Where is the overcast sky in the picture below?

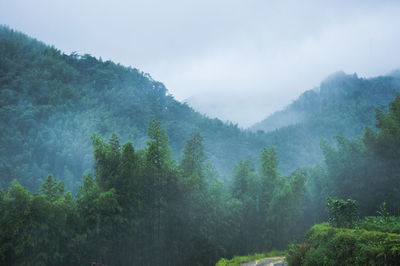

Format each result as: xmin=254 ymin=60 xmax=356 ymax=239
xmin=1 ymin=0 xmax=400 ymax=127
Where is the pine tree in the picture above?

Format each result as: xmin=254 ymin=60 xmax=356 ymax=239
xmin=40 ymin=174 xmax=65 ymax=201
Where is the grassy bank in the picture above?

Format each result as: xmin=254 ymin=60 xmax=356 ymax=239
xmin=286 ymin=222 xmax=400 ymax=265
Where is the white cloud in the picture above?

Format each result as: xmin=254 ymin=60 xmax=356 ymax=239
xmin=1 ymin=0 xmax=400 ymax=127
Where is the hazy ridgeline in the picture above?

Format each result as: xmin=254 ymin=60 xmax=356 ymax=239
xmin=2 ymin=26 xmax=400 ymax=265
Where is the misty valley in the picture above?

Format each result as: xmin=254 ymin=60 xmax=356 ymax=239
xmin=2 ymin=25 xmax=400 ymax=266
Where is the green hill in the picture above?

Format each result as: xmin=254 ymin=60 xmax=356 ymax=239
xmin=1 ymin=25 xmax=400 ymax=191
xmin=0 ymin=26 xmax=264 ymax=191
xmin=252 ymin=71 xmax=400 ymax=134
xmin=251 ymin=71 xmax=400 ymax=171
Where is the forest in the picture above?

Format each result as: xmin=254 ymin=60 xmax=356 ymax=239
xmin=2 ymin=25 xmax=400 ymax=265
xmin=0 ymin=120 xmax=307 ymax=265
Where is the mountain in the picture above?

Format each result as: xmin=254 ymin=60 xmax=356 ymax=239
xmin=252 ymin=71 xmax=400 ymax=133
xmin=0 ymin=26 xmax=265 ymax=191
xmin=250 ymin=71 xmax=400 ymax=170
xmin=1 ymin=25 xmax=400 ymax=192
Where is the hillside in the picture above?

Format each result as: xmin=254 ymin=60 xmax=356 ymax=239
xmin=250 ymin=71 xmax=400 ymax=171
xmin=0 ymin=26 xmax=263 ymax=191
xmin=252 ymin=71 xmax=400 ymax=134
xmin=1 ymin=26 xmax=400 ymax=192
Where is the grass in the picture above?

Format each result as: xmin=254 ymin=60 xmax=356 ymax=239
xmin=216 ymin=250 xmax=286 ymax=266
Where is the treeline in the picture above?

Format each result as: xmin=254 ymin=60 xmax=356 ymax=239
xmin=3 ymin=96 xmax=400 ymax=265
xmin=0 ymin=120 xmax=306 ymax=266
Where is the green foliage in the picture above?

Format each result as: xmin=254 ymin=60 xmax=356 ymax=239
xmin=321 ymin=94 xmax=400 ymax=217
xmin=377 ymin=201 xmax=389 ymax=220
xmin=4 ymin=25 xmax=400 ymax=265
xmin=286 ymin=223 xmax=400 ymax=266
xmin=364 ymin=95 xmax=400 ymax=159
xmin=231 ymin=159 xmax=256 ymax=201
xmin=181 ymin=132 xmax=204 ymax=185
xmin=1 ymin=120 xmax=310 ymax=265
xmin=357 ymin=216 xmax=400 ymax=234
xmin=40 ymin=175 xmax=65 ymax=202
xmin=226 ymin=147 xmax=306 ymax=254
xmin=259 ymin=147 xmax=279 ymax=213
xmin=326 ymin=197 xmax=359 ymax=228
xmin=266 ymin=171 xmax=306 ymax=248
xmin=0 ymin=179 xmax=83 ymax=266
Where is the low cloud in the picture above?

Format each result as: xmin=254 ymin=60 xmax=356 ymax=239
xmin=1 ymin=0 xmax=400 ymax=127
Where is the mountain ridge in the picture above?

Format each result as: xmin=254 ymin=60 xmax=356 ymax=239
xmin=251 ymin=71 xmax=400 ymax=133
xmin=1 ymin=25 xmax=400 ymax=192
xmin=0 ymin=25 xmax=263 ymax=190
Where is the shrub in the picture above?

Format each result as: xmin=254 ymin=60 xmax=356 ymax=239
xmin=326 ymin=197 xmax=359 ymax=228
xmin=357 ymin=216 xmax=400 ymax=234
xmin=286 ymin=223 xmax=400 ymax=266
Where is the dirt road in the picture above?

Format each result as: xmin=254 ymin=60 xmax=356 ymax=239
xmin=241 ymin=256 xmax=287 ymax=266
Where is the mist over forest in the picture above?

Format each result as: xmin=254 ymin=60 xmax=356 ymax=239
xmin=2 ymin=24 xmax=400 ymax=266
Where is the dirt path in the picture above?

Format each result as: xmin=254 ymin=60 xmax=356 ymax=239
xmin=240 ymin=256 xmax=287 ymax=266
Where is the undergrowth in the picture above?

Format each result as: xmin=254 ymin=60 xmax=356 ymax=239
xmin=286 ymin=221 xmax=400 ymax=265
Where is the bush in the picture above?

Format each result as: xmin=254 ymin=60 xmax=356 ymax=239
xmin=357 ymin=216 xmax=400 ymax=234
xmin=286 ymin=223 xmax=400 ymax=265
xmin=326 ymin=197 xmax=359 ymax=228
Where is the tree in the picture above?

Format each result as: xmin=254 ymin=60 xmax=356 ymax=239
xmin=256 ymin=147 xmax=281 ymax=248
xmin=364 ymin=94 xmax=400 ymax=159
xmin=91 ymin=133 xmax=122 ymax=191
xmin=230 ymin=159 xmax=259 ymax=253
xmin=321 ymin=95 xmax=400 ymax=216
xmin=266 ymin=171 xmax=306 ymax=249
xmin=181 ymin=132 xmax=205 ymax=189
xmin=40 ymin=174 xmax=65 ymax=202
xmin=144 ymin=120 xmax=180 ymax=265
xmin=326 ymin=197 xmax=359 ymax=228
xmin=232 ymin=159 xmax=256 ymax=201
xmin=146 ymin=120 xmax=172 ymax=169
xmin=259 ymin=147 xmax=279 ymax=208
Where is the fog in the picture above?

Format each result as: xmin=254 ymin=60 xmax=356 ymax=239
xmin=1 ymin=0 xmax=400 ymax=127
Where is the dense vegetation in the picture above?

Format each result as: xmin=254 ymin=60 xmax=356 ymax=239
xmin=286 ymin=94 xmax=400 ymax=265
xmin=2 ymin=25 xmax=400 ymax=265
xmin=286 ymin=222 xmax=400 ymax=266
xmin=0 ymin=25 xmax=266 ymax=191
xmin=0 ymin=120 xmax=306 ymax=265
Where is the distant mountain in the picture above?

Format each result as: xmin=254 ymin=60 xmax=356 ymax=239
xmin=248 ymin=70 xmax=400 ymax=173
xmin=252 ymin=71 xmax=400 ymax=135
